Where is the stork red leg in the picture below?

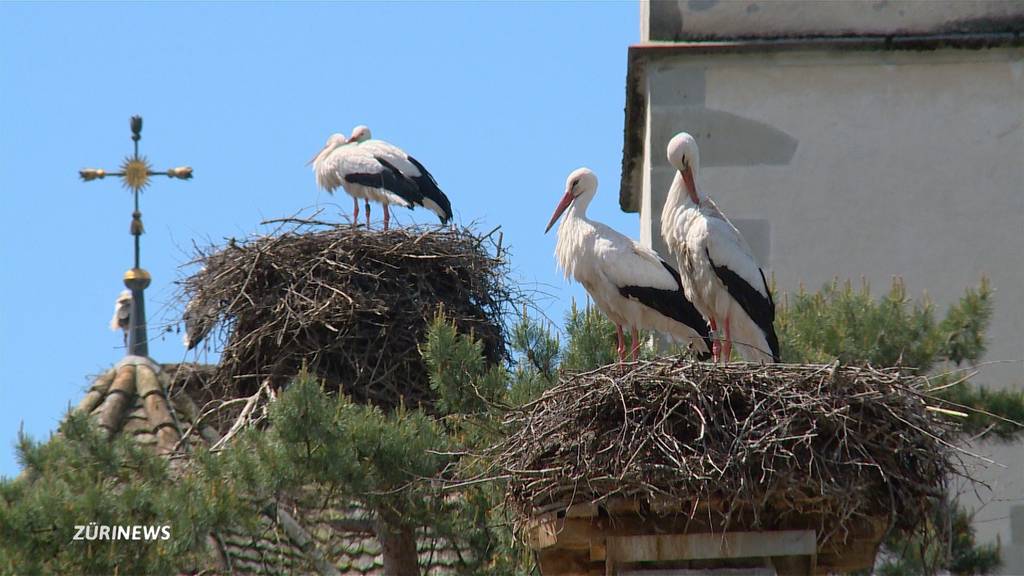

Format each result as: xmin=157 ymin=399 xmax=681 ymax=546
xmin=352 ymin=197 xmax=359 ymax=226
xmin=383 ymin=204 xmax=391 ymax=231
xmin=630 ymin=327 xmax=640 ymax=362
xmin=722 ymin=316 xmax=733 ymax=364
xmin=616 ymin=324 xmax=626 ymax=364
xmin=709 ymin=319 xmax=720 ymax=362
xmin=365 ymin=201 xmax=372 ymax=228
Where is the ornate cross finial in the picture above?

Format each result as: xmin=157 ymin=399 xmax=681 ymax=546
xmin=80 ymin=116 xmax=193 ymax=357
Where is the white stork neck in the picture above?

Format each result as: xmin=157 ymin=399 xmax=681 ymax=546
xmin=568 ymin=188 xmax=596 ymax=219
xmin=667 ymin=171 xmax=697 ymax=211
xmin=555 ymin=200 xmax=592 ymax=283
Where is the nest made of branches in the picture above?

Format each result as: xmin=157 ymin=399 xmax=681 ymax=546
xmin=494 ymin=360 xmax=960 ymax=542
xmin=180 ymin=221 xmax=511 ymax=410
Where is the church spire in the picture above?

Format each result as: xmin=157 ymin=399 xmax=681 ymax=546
xmin=80 ymin=116 xmax=193 ymax=357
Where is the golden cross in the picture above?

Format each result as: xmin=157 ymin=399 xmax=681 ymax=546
xmin=79 ymin=116 xmax=193 ymax=357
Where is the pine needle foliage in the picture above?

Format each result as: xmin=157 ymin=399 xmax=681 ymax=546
xmin=560 ymin=298 xmax=618 ymax=372
xmin=262 ymin=376 xmax=451 ymax=512
xmin=213 ymin=374 xmax=470 ymax=555
xmin=423 ymin=315 xmax=540 ymax=575
xmin=510 ymin=307 xmax=561 ymax=378
xmin=777 ymin=277 xmax=993 ymax=370
xmin=0 ymin=413 xmax=242 ymax=576
xmin=0 ymin=315 xmax=541 ymax=576
xmin=778 ymin=278 xmax=938 ymax=368
xmin=938 ymin=277 xmax=993 ymax=366
xmin=424 ymin=311 xmax=509 ymax=418
xmin=933 ymin=382 xmax=1024 ymax=441
xmin=874 ymin=502 xmax=1000 ymax=576
xmin=506 ymin=308 xmax=561 ymax=406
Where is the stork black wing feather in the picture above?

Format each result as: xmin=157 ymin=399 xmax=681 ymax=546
xmin=406 ymin=155 xmax=453 ymax=224
xmin=618 ymin=260 xmax=713 ymax=360
xmin=344 ymin=157 xmax=421 ymax=208
xmin=705 ymin=247 xmax=780 ymax=361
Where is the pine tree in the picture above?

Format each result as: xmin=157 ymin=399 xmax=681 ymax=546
xmin=222 ymin=375 xmax=459 ymax=573
xmin=777 ymin=277 xmax=991 ymax=370
xmin=777 ymin=276 xmax=1021 ymax=575
xmin=560 ymin=298 xmax=618 ymax=372
xmin=0 ymin=413 xmax=244 ymax=575
xmin=507 ymin=306 xmax=561 ymax=406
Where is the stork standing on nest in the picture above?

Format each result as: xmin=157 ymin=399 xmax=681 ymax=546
xmin=545 ymin=167 xmax=711 ymax=363
xmin=110 ymin=290 xmax=132 ymax=347
xmin=308 ymin=132 xmax=368 ymax=223
xmin=661 ymin=132 xmax=780 ymax=363
xmin=309 ymin=126 xmax=452 ymax=230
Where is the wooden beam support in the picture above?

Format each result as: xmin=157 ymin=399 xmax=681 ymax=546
xmin=527 ymin=512 xmax=559 ymax=550
xmin=606 ymin=530 xmax=816 ymax=563
xmin=566 ymin=502 xmax=599 ymax=518
xmin=529 ymin=516 xmax=601 ymax=551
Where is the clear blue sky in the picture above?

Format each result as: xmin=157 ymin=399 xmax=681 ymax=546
xmin=0 ymin=2 xmax=639 ymax=477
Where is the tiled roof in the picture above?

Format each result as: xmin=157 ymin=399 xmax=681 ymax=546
xmin=71 ymin=359 xmax=470 ymax=575
xmin=75 ymin=357 xmax=213 ymax=456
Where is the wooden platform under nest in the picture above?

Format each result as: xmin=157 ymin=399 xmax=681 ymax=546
xmin=525 ymin=496 xmax=887 ymax=575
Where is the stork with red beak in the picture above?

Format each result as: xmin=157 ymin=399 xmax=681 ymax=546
xmin=661 ymin=132 xmax=780 ymax=363
xmin=546 ymin=167 xmax=711 ymax=363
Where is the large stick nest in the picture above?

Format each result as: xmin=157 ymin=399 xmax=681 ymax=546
xmin=180 ymin=222 xmax=511 ymax=409
xmin=494 ymin=360 xmax=960 ymax=540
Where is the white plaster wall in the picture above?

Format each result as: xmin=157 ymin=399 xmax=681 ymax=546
xmin=639 ymin=46 xmax=1024 ymax=571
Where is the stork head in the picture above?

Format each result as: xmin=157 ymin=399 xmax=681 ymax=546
xmin=307 ymin=133 xmax=347 ymax=166
xmin=544 ymin=167 xmax=598 ymax=234
xmin=349 ymin=125 xmax=372 ymax=143
xmin=667 ymin=132 xmax=701 ymax=204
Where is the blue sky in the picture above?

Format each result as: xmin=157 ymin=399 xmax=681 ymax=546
xmin=0 ymin=2 xmax=639 ymax=477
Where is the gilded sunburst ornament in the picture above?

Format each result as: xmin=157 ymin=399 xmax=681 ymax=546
xmin=120 ymin=156 xmax=153 ymax=192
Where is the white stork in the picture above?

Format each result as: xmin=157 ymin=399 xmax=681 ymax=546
xmin=309 ymin=126 xmax=452 ymax=230
xmin=545 ymin=167 xmax=711 ymax=363
xmin=110 ymin=290 xmax=131 ymax=346
xmin=661 ymin=132 xmax=780 ymax=363
xmin=309 ymin=133 xmax=372 ymax=225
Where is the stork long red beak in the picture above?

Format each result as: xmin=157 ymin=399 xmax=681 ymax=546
xmin=545 ymin=190 xmax=574 ymax=234
xmin=682 ymin=166 xmax=699 ymax=204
